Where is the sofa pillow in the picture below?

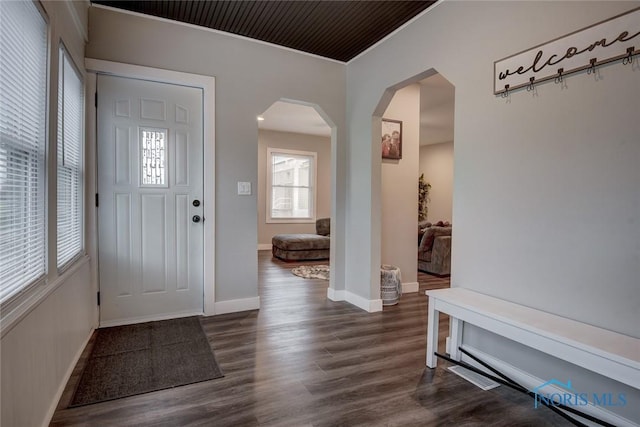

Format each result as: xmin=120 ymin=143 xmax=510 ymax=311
xmin=418 ymin=222 xmax=432 ymax=242
xmin=421 ymin=233 xmax=436 ymax=252
xmin=316 ymin=218 xmax=330 ymax=236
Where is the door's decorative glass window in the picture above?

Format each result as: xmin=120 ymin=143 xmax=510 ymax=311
xmin=140 ymin=128 xmax=167 ymax=186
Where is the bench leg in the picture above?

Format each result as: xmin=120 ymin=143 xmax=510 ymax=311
xmin=426 ymin=300 xmax=439 ymax=368
xmin=449 ymin=317 xmax=463 ymax=361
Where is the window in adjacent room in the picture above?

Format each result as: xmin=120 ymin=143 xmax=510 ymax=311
xmin=266 ymin=148 xmax=317 ymax=223
xmin=0 ymin=0 xmax=49 ymax=303
xmin=57 ymin=45 xmax=84 ymax=270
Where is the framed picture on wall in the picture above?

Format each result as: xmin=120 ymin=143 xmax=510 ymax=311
xmin=381 ymin=118 xmax=402 ymax=160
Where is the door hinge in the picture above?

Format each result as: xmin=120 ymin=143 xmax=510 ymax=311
xmin=95 ymin=193 xmax=99 ymax=207
xmin=95 ymin=92 xmax=98 ymax=108
xmin=97 ymin=292 xmax=101 ymax=306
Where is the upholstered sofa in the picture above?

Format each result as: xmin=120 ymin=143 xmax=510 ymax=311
xmin=418 ymin=224 xmax=452 ymax=276
xmin=272 ymin=218 xmax=330 ymax=261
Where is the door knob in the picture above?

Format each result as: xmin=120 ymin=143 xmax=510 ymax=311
xmin=192 ymin=215 xmax=201 ymax=223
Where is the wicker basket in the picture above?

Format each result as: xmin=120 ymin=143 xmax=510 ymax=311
xmin=380 ymin=265 xmax=402 ymax=306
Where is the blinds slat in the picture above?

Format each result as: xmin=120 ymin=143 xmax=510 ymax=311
xmin=57 ymin=47 xmax=84 ymax=269
xmin=0 ymin=0 xmax=48 ymax=304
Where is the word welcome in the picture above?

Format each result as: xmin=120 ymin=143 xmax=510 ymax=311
xmin=498 ymin=30 xmax=639 ymax=81
xmin=494 ymin=8 xmax=639 ymax=94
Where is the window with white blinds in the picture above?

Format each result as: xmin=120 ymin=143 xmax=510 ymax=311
xmin=267 ymin=148 xmax=317 ymax=223
xmin=0 ymin=1 xmax=49 ymax=303
xmin=57 ymin=46 xmax=84 ymax=269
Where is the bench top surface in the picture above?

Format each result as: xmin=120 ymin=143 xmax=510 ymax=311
xmin=426 ymin=288 xmax=640 ymax=367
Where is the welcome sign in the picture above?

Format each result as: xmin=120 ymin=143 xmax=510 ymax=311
xmin=494 ymin=7 xmax=639 ymax=95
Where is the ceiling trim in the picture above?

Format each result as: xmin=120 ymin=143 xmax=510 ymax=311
xmin=347 ymin=0 xmax=443 ymax=64
xmin=92 ymin=3 xmax=347 ymax=65
xmin=64 ymin=0 xmax=89 ymax=43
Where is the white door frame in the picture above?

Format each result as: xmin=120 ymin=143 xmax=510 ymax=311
xmin=85 ymin=58 xmax=216 ymax=317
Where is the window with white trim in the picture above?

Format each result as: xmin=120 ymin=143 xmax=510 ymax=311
xmin=57 ymin=46 xmax=84 ymax=269
xmin=0 ymin=0 xmax=48 ymax=303
xmin=266 ymin=148 xmax=316 ymax=223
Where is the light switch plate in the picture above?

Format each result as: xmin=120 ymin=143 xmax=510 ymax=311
xmin=237 ymin=181 xmax=252 ymax=195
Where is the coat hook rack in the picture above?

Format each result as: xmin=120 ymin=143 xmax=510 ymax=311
xmin=526 ymin=77 xmax=535 ymax=92
xmin=554 ymin=68 xmax=564 ymax=84
xmin=527 ymin=77 xmax=536 ymax=92
xmin=501 ymin=84 xmax=510 ymax=98
xmin=494 ymin=8 xmax=640 ymax=96
xmin=622 ymin=47 xmax=634 ymax=65
xmin=587 ymin=58 xmax=597 ymax=75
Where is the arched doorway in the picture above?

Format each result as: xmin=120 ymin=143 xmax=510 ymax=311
xmin=373 ymin=69 xmax=455 ymax=306
xmin=256 ymin=99 xmax=337 ymax=295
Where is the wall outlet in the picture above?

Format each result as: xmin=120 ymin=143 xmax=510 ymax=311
xmin=237 ymin=181 xmax=251 ymax=195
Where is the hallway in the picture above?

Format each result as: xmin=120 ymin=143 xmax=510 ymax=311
xmin=51 ymin=252 xmax=569 ymax=426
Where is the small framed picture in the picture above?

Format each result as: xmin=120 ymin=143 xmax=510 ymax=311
xmin=381 ymin=118 xmax=402 ymax=160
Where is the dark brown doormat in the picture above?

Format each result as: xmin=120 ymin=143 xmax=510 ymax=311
xmin=70 ymin=316 xmax=223 ymax=407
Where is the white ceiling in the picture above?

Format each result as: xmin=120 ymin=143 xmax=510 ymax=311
xmin=419 ymin=73 xmax=455 ymax=146
xmin=258 ymin=101 xmax=331 ymax=137
xmin=258 ymin=76 xmax=454 ymax=143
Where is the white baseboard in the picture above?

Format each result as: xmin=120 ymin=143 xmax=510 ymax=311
xmin=214 ymin=296 xmax=260 ymax=315
xmin=327 ymin=288 xmax=382 ymax=312
xmin=44 ymin=326 xmax=94 ymax=427
xmin=327 ymin=287 xmax=346 ymax=301
xmin=402 ymin=282 xmax=419 ymax=293
xmin=460 ymin=345 xmax=638 ymax=427
xmin=257 ymin=244 xmax=272 ymax=251
xmin=346 ymin=291 xmax=382 ymax=313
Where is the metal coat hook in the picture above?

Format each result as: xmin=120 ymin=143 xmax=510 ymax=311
xmin=554 ymin=68 xmax=564 ymax=84
xmin=526 ymin=77 xmax=535 ymax=92
xmin=622 ymin=47 xmax=634 ymax=65
xmin=501 ymin=84 xmax=509 ymax=98
xmin=587 ymin=58 xmax=597 ymax=75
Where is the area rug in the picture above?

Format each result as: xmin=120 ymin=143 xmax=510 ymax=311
xmin=291 ymin=265 xmax=330 ymax=280
xmin=70 ymin=316 xmax=223 ymax=407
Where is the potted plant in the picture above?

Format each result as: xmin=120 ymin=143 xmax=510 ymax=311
xmin=418 ymin=174 xmax=431 ymax=222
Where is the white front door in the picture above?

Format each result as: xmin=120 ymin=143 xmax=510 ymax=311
xmin=97 ymin=74 xmax=204 ymax=326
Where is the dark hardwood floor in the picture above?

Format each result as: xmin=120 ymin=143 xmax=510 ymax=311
xmin=51 ymin=252 xmax=571 ymax=426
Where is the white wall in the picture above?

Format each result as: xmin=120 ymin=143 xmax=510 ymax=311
xmin=257 ymin=129 xmax=331 ymax=246
xmin=419 ymin=73 xmax=455 ymax=146
xmin=381 ymin=84 xmax=420 ymax=285
xmin=87 ymin=6 xmax=347 ymax=303
xmin=419 ymin=141 xmax=453 ymax=223
xmin=1 ymin=260 xmax=94 ymax=427
xmin=346 ymin=1 xmax=639 ymax=421
xmin=0 ymin=2 xmax=97 ymax=426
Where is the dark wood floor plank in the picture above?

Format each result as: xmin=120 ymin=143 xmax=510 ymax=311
xmin=51 ymin=251 xmax=571 ymax=426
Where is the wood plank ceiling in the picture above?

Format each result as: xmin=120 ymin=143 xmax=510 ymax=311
xmin=92 ymin=1 xmax=437 ymax=62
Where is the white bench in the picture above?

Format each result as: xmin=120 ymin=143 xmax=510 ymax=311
xmin=425 ymin=288 xmax=640 ymax=390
